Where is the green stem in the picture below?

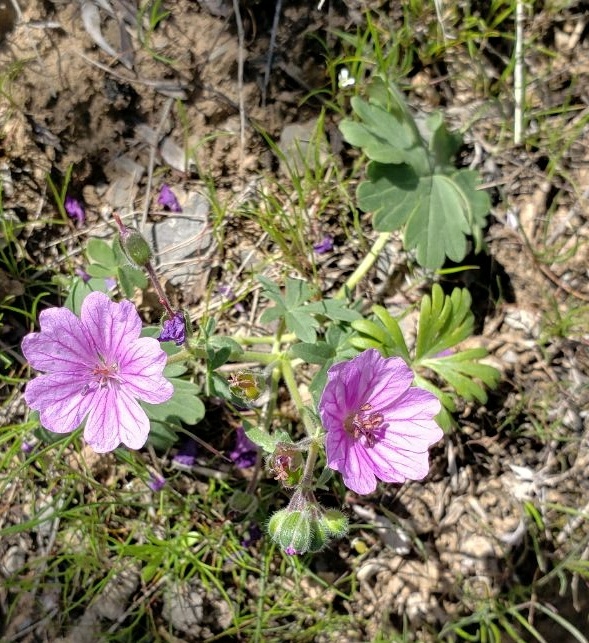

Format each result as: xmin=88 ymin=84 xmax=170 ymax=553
xmin=234 ymin=333 xmax=296 ymax=346
xmin=166 ymin=347 xmax=277 ymax=366
xmin=280 ymin=357 xmax=316 ymax=437
xmin=336 ymin=231 xmax=391 ymax=299
xmin=299 ymin=440 xmax=320 ymax=491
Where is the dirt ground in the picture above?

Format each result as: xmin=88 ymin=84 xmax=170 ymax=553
xmin=1 ymin=0 xmax=589 ymax=641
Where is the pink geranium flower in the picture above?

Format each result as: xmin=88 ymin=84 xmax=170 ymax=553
xmin=21 ymin=292 xmax=174 ymax=453
xmin=318 ymin=349 xmax=443 ymax=495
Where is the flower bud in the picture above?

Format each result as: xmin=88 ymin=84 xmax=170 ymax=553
xmin=120 ymin=227 xmax=152 ymax=267
xmin=307 ymin=517 xmax=330 ymax=553
xmin=267 ymin=509 xmax=311 ymax=555
xmin=320 ymin=509 xmax=349 ymax=538
xmin=113 ymin=212 xmax=152 ymax=267
xmin=228 ymin=370 xmax=265 ymax=403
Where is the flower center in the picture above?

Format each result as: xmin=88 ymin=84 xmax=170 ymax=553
xmin=343 ymin=402 xmax=384 ymax=448
xmin=81 ymin=356 xmax=121 ymax=396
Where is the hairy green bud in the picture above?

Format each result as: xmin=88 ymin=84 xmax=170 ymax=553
xmin=268 ymin=509 xmax=311 ymax=555
xmin=320 ymin=509 xmax=349 ymax=538
xmin=120 ymin=226 xmax=152 ymax=267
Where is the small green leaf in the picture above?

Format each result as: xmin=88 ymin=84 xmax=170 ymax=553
xmin=243 ymin=422 xmax=291 ymax=454
xmin=290 ymin=342 xmax=335 ymax=364
xmin=117 ymin=265 xmax=147 ymax=298
xmin=207 ymin=346 xmax=232 ymax=370
xmin=85 ymin=264 xmax=116 ymax=279
xmin=285 ymin=310 xmax=319 ymax=343
xmin=87 ymin=238 xmax=117 ymax=267
xmin=305 ymin=299 xmax=362 ymax=322
xmin=143 ymin=378 xmax=205 ymax=426
xmin=148 ymin=420 xmax=179 ymax=450
xmin=284 ymin=277 xmax=315 ymax=309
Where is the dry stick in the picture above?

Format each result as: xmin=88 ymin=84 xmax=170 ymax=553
xmin=140 ymin=97 xmax=174 ymax=231
xmin=8 ymin=0 xmax=22 ymax=20
xmin=232 ymin=0 xmax=246 ymax=160
xmin=514 ymin=0 xmax=525 ymax=145
xmin=262 ymin=0 xmax=283 ymax=107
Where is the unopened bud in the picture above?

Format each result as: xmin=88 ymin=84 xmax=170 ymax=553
xmin=113 ymin=212 xmax=152 ymax=267
xmin=121 ymin=227 xmax=152 ymax=267
xmin=321 ymin=509 xmax=348 ymax=538
xmin=267 ymin=509 xmax=311 ymax=555
xmin=228 ymin=370 xmax=265 ymax=403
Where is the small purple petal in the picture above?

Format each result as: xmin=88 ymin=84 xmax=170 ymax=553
xmin=21 ymin=441 xmax=34 ymax=454
xmin=313 ymin=235 xmax=334 ymax=254
xmin=284 ymin=546 xmax=299 ymax=556
xmin=157 ymin=312 xmax=186 ymax=346
xmin=217 ymin=285 xmax=236 ymax=300
xmin=157 ymin=184 xmax=182 ymax=212
xmin=75 ymin=267 xmax=91 ymax=283
xmin=229 ymin=426 xmax=258 ymax=468
xmin=64 ymin=196 xmax=86 ymax=225
xmin=218 ymin=284 xmax=245 ymax=313
xmin=147 ymin=472 xmax=166 ymax=492
xmin=436 ymin=348 xmax=454 ymax=358
xmin=104 ymin=277 xmax=117 ymax=291
xmin=173 ymin=438 xmax=198 ymax=469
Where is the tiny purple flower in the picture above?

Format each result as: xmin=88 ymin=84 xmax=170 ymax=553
xmin=318 ymin=349 xmax=443 ymax=495
xmin=229 ymin=426 xmax=258 ymax=468
xmin=104 ymin=277 xmax=117 ymax=291
xmin=147 ymin=472 xmax=166 ymax=492
xmin=284 ymin=546 xmax=298 ymax=556
xmin=172 ymin=438 xmax=198 ymax=469
xmin=157 ymin=312 xmax=186 ymax=346
xmin=21 ymin=291 xmax=174 ymax=453
xmin=157 ymin=184 xmax=182 ymax=212
xmin=75 ymin=267 xmax=91 ymax=283
xmin=21 ymin=441 xmax=34 ymax=454
xmin=217 ymin=284 xmax=245 ymax=313
xmin=64 ymin=196 xmax=86 ymax=225
xmin=313 ymin=235 xmax=334 ymax=254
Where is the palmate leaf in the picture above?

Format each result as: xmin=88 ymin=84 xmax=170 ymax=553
xmin=421 ymin=349 xmax=500 ymax=404
xmin=415 ymin=284 xmax=474 ymax=359
xmin=258 ymin=276 xmax=361 ymax=343
xmin=339 ymin=96 xmax=424 ymax=166
xmin=340 ymin=76 xmax=490 ymax=270
xmin=358 ymin=163 xmax=489 ymax=269
xmin=350 ymin=305 xmax=411 ymax=362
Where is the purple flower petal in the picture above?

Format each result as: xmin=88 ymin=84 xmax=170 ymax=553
xmin=229 ymin=426 xmax=258 ymax=468
xmin=147 ymin=472 xmax=166 ymax=492
xmin=157 ymin=184 xmax=182 ymax=212
xmin=104 ymin=277 xmax=117 ymax=291
xmin=157 ymin=312 xmax=186 ymax=346
xmin=64 ymin=196 xmax=86 ymax=225
xmin=313 ymin=236 xmax=333 ymax=254
xmin=173 ymin=437 xmax=198 ymax=469
xmin=318 ymin=349 xmax=443 ymax=495
xmin=75 ymin=267 xmax=91 ymax=283
xmin=22 ymin=292 xmax=174 ymax=453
